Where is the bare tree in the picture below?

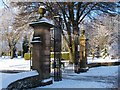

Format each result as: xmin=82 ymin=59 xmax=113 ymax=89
xmin=85 ymin=14 xmax=119 ymax=58
xmin=5 ymin=1 xmax=120 ymax=61
xmin=0 ymin=5 xmax=28 ymax=58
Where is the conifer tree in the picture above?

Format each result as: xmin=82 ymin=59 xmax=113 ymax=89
xmin=22 ymin=35 xmax=29 ymax=57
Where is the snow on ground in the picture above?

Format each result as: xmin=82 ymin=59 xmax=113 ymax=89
xmin=0 ymin=57 xmax=30 ymax=71
xmin=0 ymin=56 xmax=119 ymax=71
xmin=88 ymin=56 xmax=119 ymax=64
xmin=0 ymin=70 xmax=38 ymax=89
xmin=0 ymin=56 xmax=119 ymax=89
xmin=72 ymin=66 xmax=118 ymax=77
xmin=40 ymin=79 xmax=113 ymax=88
xmin=39 ymin=65 xmax=119 ymax=88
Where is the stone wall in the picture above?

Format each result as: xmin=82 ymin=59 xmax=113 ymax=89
xmin=7 ymin=75 xmax=52 ymax=89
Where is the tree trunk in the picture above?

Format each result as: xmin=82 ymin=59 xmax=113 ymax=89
xmin=69 ymin=41 xmax=75 ymax=64
xmin=69 ymin=50 xmax=73 ymax=63
xmin=10 ymin=46 xmax=16 ymax=59
xmin=63 ymin=36 xmax=74 ymax=63
xmin=62 ymin=22 xmax=79 ymax=64
xmin=74 ymin=35 xmax=79 ymax=63
xmin=68 ymin=31 xmax=74 ymax=63
xmin=73 ymin=22 xmax=79 ymax=65
xmin=10 ymin=49 xmax=14 ymax=59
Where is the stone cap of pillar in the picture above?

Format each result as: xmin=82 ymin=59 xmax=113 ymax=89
xmin=29 ymin=17 xmax=54 ymax=28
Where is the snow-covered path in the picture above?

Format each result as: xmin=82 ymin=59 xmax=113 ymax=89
xmin=39 ymin=65 xmax=119 ymax=88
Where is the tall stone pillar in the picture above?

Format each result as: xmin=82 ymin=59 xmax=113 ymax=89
xmin=79 ymin=30 xmax=88 ymax=72
xmin=29 ymin=6 xmax=54 ymax=81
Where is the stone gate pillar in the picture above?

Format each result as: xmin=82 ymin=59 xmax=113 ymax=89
xmin=29 ymin=6 xmax=54 ymax=81
xmin=79 ymin=30 xmax=89 ymax=72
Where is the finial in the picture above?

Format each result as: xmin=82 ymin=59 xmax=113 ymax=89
xmin=38 ymin=6 xmax=46 ymax=18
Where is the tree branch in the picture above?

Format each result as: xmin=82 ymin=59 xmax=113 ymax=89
xmin=2 ymin=0 xmax=9 ymax=8
xmin=76 ymin=2 xmax=82 ymax=22
xmin=78 ymin=2 xmax=92 ymax=22
xmin=78 ymin=3 xmax=98 ymax=24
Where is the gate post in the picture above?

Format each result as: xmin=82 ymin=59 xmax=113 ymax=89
xmin=79 ymin=29 xmax=89 ymax=72
xmin=53 ymin=16 xmax=62 ymax=81
xmin=29 ymin=6 xmax=54 ymax=83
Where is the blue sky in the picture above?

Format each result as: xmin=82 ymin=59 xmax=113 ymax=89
xmin=0 ymin=0 xmax=4 ymax=8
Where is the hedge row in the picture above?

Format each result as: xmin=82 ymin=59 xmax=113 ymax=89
xmin=51 ymin=52 xmax=69 ymax=60
xmin=24 ymin=52 xmax=69 ymax=60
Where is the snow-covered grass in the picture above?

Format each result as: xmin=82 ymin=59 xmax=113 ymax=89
xmin=0 ymin=56 xmax=119 ymax=71
xmin=0 ymin=57 xmax=30 ymax=71
xmin=88 ymin=56 xmax=119 ymax=64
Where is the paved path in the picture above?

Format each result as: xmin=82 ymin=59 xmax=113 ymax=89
xmin=60 ymin=64 xmax=119 ymax=89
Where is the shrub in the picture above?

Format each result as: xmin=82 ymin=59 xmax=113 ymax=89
xmin=50 ymin=52 xmax=69 ymax=60
xmin=24 ymin=53 xmax=31 ymax=60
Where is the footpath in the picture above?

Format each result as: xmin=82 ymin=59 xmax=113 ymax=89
xmin=42 ymin=57 xmax=120 ymax=89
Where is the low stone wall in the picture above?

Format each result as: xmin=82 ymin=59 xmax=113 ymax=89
xmin=7 ymin=75 xmax=53 ymax=90
xmin=88 ymin=61 xmax=120 ymax=68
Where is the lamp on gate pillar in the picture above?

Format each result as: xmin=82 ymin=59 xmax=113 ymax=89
xmin=79 ymin=29 xmax=89 ymax=72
